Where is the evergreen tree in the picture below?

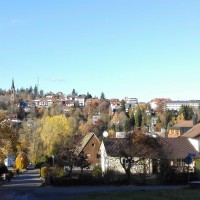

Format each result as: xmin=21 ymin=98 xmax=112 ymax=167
xmin=135 ymin=106 xmax=142 ymax=128
xmin=72 ymin=89 xmax=77 ymax=96
xmin=34 ymin=85 xmax=38 ymax=97
xmin=86 ymin=92 xmax=92 ymax=99
xmin=120 ymin=100 xmax=126 ymax=112
xmin=100 ymin=92 xmax=105 ymax=99
xmin=129 ymin=112 xmax=135 ymax=129
xmin=179 ymin=105 xmax=194 ymax=120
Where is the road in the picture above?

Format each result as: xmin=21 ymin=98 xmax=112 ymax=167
xmin=0 ymin=169 xmax=188 ymax=200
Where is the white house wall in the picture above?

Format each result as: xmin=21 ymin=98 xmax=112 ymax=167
xmin=188 ymin=138 xmax=200 ymax=152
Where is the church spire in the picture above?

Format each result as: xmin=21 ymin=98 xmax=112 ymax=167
xmin=11 ymin=78 xmax=15 ymax=89
xmin=10 ymin=79 xmax=16 ymax=103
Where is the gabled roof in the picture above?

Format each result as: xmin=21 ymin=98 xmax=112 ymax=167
xmin=102 ymin=137 xmax=200 ymax=159
xmin=103 ymin=138 xmax=131 ymax=157
xmin=74 ymin=133 xmax=98 ymax=155
xmin=159 ymin=138 xmax=200 ymax=159
xmin=181 ymin=123 xmax=200 ymax=138
xmin=173 ymin=120 xmax=193 ymax=128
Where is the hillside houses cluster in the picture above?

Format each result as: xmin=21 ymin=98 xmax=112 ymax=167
xmin=3 ymin=80 xmax=200 ymax=179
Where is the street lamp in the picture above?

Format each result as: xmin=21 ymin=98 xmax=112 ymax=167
xmin=52 ymin=155 xmax=54 ymax=167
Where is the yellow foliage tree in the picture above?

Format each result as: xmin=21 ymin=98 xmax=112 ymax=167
xmin=15 ymin=152 xmax=29 ymax=170
xmin=0 ymin=111 xmax=19 ymax=162
xmin=108 ymin=129 xmax=115 ymax=138
xmin=39 ymin=115 xmax=72 ymax=156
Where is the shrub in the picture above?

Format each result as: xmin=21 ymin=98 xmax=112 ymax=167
xmin=92 ymin=165 xmax=102 ymax=178
xmin=51 ymin=166 xmax=65 ymax=178
xmin=0 ymin=163 xmax=9 ymax=176
xmin=15 ymin=152 xmax=29 ymax=170
xmin=40 ymin=166 xmax=50 ymax=178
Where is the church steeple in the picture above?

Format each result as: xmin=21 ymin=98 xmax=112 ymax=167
xmin=10 ymin=79 xmax=16 ymax=103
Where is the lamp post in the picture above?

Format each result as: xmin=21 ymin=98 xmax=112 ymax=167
xmin=52 ymin=155 xmax=54 ymax=167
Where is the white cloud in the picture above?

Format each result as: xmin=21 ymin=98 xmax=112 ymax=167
xmin=50 ymin=77 xmax=66 ymax=82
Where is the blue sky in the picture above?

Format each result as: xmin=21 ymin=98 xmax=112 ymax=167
xmin=0 ymin=1 xmax=200 ymax=102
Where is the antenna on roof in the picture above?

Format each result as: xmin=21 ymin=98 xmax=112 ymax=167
xmin=37 ymin=77 xmax=39 ymax=99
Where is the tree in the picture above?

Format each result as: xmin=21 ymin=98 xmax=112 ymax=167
xmin=120 ymin=100 xmax=126 ymax=112
xmin=119 ymin=130 xmax=163 ymax=183
xmin=39 ymin=115 xmax=72 ymax=156
xmin=179 ymin=105 xmax=194 ymax=120
xmin=34 ymin=85 xmax=38 ymax=97
xmin=100 ymin=92 xmax=105 ymax=100
xmin=19 ymin=121 xmax=42 ymax=164
xmin=129 ymin=112 xmax=135 ymax=130
xmin=54 ymin=140 xmax=77 ymax=177
xmin=86 ymin=92 xmax=92 ymax=99
xmin=75 ymin=151 xmax=90 ymax=176
xmin=135 ymin=106 xmax=142 ymax=128
xmin=15 ymin=151 xmax=29 ymax=170
xmin=0 ymin=112 xmax=19 ymax=162
xmin=72 ymin=89 xmax=77 ymax=96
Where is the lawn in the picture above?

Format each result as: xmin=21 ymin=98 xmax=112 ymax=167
xmin=69 ymin=189 xmax=200 ymax=200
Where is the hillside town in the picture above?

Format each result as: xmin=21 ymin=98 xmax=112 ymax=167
xmin=0 ymin=79 xmax=200 ymax=187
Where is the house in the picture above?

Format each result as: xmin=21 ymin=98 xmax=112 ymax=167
xmin=159 ymin=137 xmax=200 ymax=172
xmin=124 ymin=97 xmax=138 ymax=112
xmin=75 ymin=133 xmax=101 ymax=166
xmin=149 ymin=98 xmax=171 ymax=110
xmin=168 ymin=120 xmax=194 ymax=138
xmin=181 ymin=122 xmax=200 ymax=152
xmin=100 ymin=137 xmax=200 ymax=175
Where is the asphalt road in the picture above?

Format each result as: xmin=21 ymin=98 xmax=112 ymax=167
xmin=0 ymin=169 xmax=188 ymax=200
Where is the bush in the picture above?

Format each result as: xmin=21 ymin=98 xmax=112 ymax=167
xmin=92 ymin=165 xmax=102 ymax=178
xmin=40 ymin=166 xmax=50 ymax=178
xmin=0 ymin=163 xmax=9 ymax=176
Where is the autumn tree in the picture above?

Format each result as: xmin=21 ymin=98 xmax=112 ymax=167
xmin=39 ymin=115 xmax=72 ymax=156
xmin=0 ymin=112 xmax=19 ymax=162
xmin=119 ymin=130 xmax=163 ymax=183
xmin=15 ymin=151 xmax=29 ymax=170
xmin=19 ymin=121 xmax=42 ymax=164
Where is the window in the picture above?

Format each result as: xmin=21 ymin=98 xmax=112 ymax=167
xmin=92 ymin=143 xmax=95 ymax=147
xmin=177 ymin=159 xmax=185 ymax=166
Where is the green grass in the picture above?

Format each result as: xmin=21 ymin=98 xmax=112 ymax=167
xmin=68 ymin=189 xmax=200 ymax=200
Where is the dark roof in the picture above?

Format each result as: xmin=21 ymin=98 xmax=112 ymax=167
xmin=159 ymin=137 xmax=200 ymax=159
xmin=103 ymin=137 xmax=200 ymax=159
xmin=103 ymin=138 xmax=131 ymax=157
